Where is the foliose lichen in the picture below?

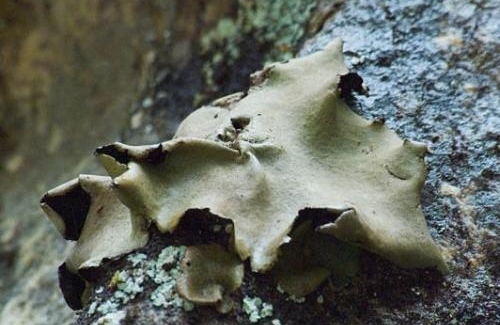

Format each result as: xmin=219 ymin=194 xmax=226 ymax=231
xmin=41 ymin=38 xmax=447 ymax=312
xmin=176 ymin=244 xmax=244 ymax=313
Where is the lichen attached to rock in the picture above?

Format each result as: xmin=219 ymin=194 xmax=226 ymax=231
xmin=41 ymin=38 xmax=447 ymax=310
xmin=40 ymin=175 xmax=149 ymax=309
xmin=177 ymin=244 xmax=244 ymax=313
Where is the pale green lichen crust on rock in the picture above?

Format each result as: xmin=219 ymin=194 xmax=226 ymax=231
xmin=41 ymin=38 xmax=447 ymax=311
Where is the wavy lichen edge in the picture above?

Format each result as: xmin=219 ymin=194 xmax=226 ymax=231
xmin=41 ymin=38 xmax=447 ymax=310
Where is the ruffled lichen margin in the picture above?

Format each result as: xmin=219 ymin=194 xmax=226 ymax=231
xmin=40 ymin=38 xmax=447 ymax=310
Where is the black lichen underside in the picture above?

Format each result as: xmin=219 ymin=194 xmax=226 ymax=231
xmin=230 ymin=116 xmax=251 ymax=130
xmin=338 ymin=72 xmax=367 ymax=99
xmin=292 ymin=208 xmax=342 ymax=230
xmin=173 ymin=209 xmax=234 ymax=247
xmin=40 ymin=183 xmax=91 ymax=241
xmin=58 ymin=263 xmax=86 ymax=310
xmin=145 ymin=144 xmax=169 ymax=164
xmin=95 ymin=144 xmax=130 ymax=164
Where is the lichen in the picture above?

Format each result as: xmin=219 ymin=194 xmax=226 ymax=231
xmin=242 ymin=296 xmax=274 ymax=323
xmin=272 ymin=218 xmax=359 ymax=296
xmin=145 ymin=246 xmax=195 ymax=311
xmin=110 ymin=270 xmax=145 ymax=303
xmin=176 ymin=244 xmax=244 ymax=312
xmin=95 ymin=39 xmax=446 ymax=273
xmin=84 ymin=246 xmax=192 ymax=319
xmin=93 ymin=310 xmax=125 ymax=325
xmin=41 ymin=38 xmax=447 ymax=311
xmin=40 ymin=175 xmax=149 ymax=273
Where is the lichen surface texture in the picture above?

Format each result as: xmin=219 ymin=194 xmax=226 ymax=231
xmin=41 ymin=39 xmax=446 ymax=313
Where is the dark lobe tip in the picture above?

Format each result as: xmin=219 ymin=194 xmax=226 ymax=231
xmin=58 ymin=263 xmax=86 ymax=310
